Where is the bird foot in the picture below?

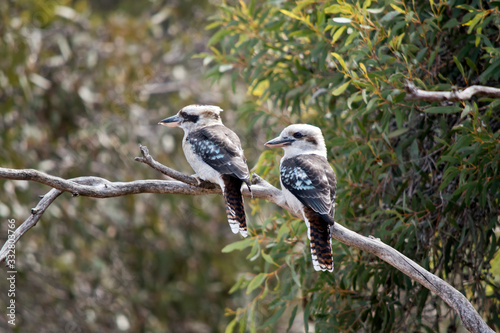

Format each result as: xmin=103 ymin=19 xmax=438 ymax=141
xmin=191 ymin=175 xmax=202 ymax=186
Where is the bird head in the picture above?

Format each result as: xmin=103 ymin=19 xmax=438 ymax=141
xmin=265 ymin=124 xmax=327 ymax=158
xmin=158 ymin=105 xmax=223 ymax=132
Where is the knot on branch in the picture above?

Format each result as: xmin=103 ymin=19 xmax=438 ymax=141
xmin=404 ymin=80 xmax=418 ymax=95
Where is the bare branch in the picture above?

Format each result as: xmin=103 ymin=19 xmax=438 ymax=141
xmin=134 ymin=144 xmax=216 ymax=188
xmin=0 ymin=145 xmax=494 ymax=333
xmin=404 ymin=80 xmax=500 ymax=102
xmin=0 ymin=167 xmax=276 ymax=262
xmin=332 ymin=225 xmax=494 ymax=333
xmin=0 ymin=188 xmax=62 ymax=263
xmin=0 ymin=168 xmax=220 ymax=198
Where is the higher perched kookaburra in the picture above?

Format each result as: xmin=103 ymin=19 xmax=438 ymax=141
xmin=265 ymin=124 xmax=336 ymax=272
xmin=159 ymin=105 xmax=251 ymax=237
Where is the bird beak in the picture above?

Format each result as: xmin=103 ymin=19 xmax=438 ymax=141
xmin=264 ymin=137 xmax=295 ymax=148
xmin=158 ymin=115 xmax=182 ymax=127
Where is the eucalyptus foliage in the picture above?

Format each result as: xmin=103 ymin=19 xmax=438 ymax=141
xmin=202 ymin=0 xmax=500 ymax=331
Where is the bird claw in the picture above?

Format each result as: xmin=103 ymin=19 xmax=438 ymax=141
xmin=245 ymin=182 xmax=253 ymax=199
xmin=192 ymin=175 xmax=202 ymax=185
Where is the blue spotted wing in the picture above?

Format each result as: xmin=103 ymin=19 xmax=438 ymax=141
xmin=186 ymin=125 xmax=250 ymax=185
xmin=280 ymin=154 xmax=336 ymax=223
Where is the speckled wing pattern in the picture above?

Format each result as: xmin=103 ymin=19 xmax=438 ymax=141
xmin=280 ymin=154 xmax=336 ymax=271
xmin=186 ymin=125 xmax=250 ymax=186
xmin=186 ymin=125 xmax=250 ymax=237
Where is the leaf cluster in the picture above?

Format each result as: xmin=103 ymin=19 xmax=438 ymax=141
xmin=203 ymin=0 xmax=500 ymax=331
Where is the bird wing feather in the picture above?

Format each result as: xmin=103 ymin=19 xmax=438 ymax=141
xmin=280 ymin=154 xmax=336 ymax=222
xmin=186 ymin=125 xmax=250 ymax=183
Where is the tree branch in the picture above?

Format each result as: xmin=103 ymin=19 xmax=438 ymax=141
xmin=404 ymin=80 xmax=500 ymax=102
xmin=0 ymin=188 xmax=62 ymax=264
xmin=332 ymin=226 xmax=494 ymax=333
xmin=134 ymin=144 xmax=216 ymax=188
xmin=0 ymin=146 xmax=493 ymax=333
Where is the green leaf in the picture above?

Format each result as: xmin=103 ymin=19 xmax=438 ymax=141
xmin=461 ymin=104 xmax=472 ymax=118
xmin=424 ymin=106 xmax=462 ymax=114
xmin=229 ymin=276 xmax=246 ymax=294
xmin=390 ymin=4 xmax=406 ymax=14
xmin=479 ymin=59 xmax=500 ymax=84
xmin=416 ymin=47 xmax=428 ymax=61
xmin=381 ymin=11 xmax=401 ymax=22
xmin=464 ymin=13 xmax=483 ymax=34
xmin=453 ymin=56 xmax=465 ymax=80
xmin=280 ymin=9 xmax=302 ymax=21
xmin=465 ymin=57 xmax=478 ymax=73
xmin=331 ymin=52 xmax=347 ymax=71
xmin=247 ymin=237 xmax=261 ymax=260
xmin=331 ymin=82 xmax=350 ymax=96
xmin=277 ymin=222 xmax=290 ymax=240
xmin=363 ymin=97 xmax=378 ymax=116
xmin=207 ymin=28 xmax=231 ymax=46
xmin=287 ymin=305 xmax=298 ymax=331
xmin=221 ymin=238 xmax=254 ymax=253
xmin=303 ymin=298 xmax=311 ymax=333
xmin=387 ymin=127 xmax=409 ymax=138
xmin=261 ymin=250 xmax=279 ymax=266
xmin=439 ymin=155 xmax=460 ymax=164
xmin=331 ymin=26 xmax=346 ymax=44
xmin=247 ymin=273 xmax=267 ymax=294
xmin=205 ymin=21 xmax=223 ymax=30
xmin=325 ymin=4 xmax=351 ymax=14
xmin=439 ymin=167 xmax=460 ymax=190
xmin=260 ymin=305 xmax=286 ymax=328
xmin=225 ymin=318 xmax=237 ymax=333
xmin=443 ymin=18 xmax=459 ymax=29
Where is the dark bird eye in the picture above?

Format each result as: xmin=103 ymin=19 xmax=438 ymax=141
xmin=293 ymin=132 xmax=304 ymax=139
xmin=180 ymin=112 xmax=199 ymax=123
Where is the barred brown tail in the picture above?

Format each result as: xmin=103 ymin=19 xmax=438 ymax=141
xmin=304 ymin=207 xmax=334 ymax=272
xmin=222 ymin=175 xmax=247 ymax=237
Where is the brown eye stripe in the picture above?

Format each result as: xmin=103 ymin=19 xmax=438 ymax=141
xmin=201 ymin=111 xmax=219 ymax=120
xmin=180 ymin=111 xmax=200 ymax=123
xmin=305 ymin=137 xmax=318 ymax=145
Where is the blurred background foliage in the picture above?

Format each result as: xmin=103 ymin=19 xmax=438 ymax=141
xmin=0 ymin=0 xmax=499 ymax=333
xmin=201 ymin=0 xmax=500 ymax=332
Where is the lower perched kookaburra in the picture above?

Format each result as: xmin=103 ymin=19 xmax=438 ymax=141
xmin=265 ymin=124 xmax=336 ymax=272
xmin=159 ymin=105 xmax=251 ymax=237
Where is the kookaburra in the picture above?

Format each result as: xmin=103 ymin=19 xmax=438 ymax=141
xmin=265 ymin=124 xmax=336 ymax=272
xmin=159 ymin=105 xmax=251 ymax=237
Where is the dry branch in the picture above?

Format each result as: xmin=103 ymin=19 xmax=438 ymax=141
xmin=332 ymin=226 xmax=494 ymax=333
xmin=134 ymin=144 xmax=214 ymax=188
xmin=0 ymin=146 xmax=494 ymax=333
xmin=404 ymin=80 xmax=500 ymax=102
